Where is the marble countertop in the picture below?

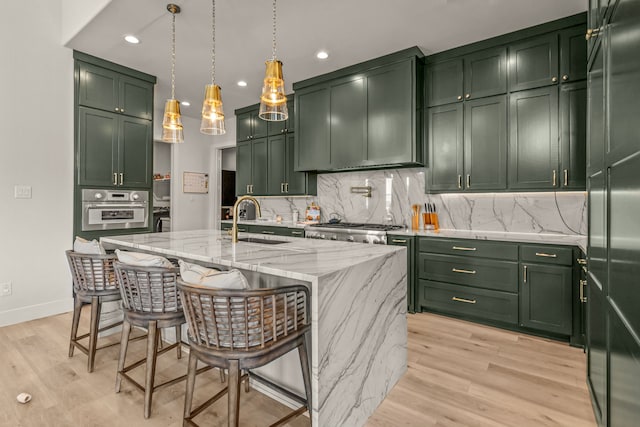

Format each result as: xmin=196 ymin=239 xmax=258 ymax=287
xmin=387 ymin=228 xmax=587 ymax=252
xmin=102 ymin=229 xmax=404 ymax=282
xmin=220 ymin=219 xmax=307 ymax=229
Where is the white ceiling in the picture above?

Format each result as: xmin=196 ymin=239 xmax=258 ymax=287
xmin=66 ymin=0 xmax=586 ymax=120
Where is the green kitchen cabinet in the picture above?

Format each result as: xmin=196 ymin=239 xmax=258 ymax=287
xmin=463 ymin=46 xmax=508 ymax=100
xmin=463 ymin=95 xmax=508 ymax=190
xmin=77 ymin=107 xmax=152 ymax=188
xmin=236 ymin=109 xmax=268 ymax=142
xmin=426 ymin=103 xmax=463 ymax=191
xmin=266 ymin=133 xmax=315 ymax=195
xmin=388 ymin=234 xmax=416 ymax=313
xmin=77 ymin=61 xmax=153 ymax=120
xmin=508 ymin=33 xmax=559 ymax=92
xmin=587 ymin=271 xmax=607 ymax=425
xmin=560 ymin=25 xmax=588 ymax=83
xmin=426 ymin=59 xmax=463 ymax=107
xmin=295 ymin=86 xmax=331 ymax=171
xmin=520 ymin=262 xmax=573 ymax=335
xmin=587 ymin=42 xmax=604 ymax=176
xmin=330 ymin=76 xmax=366 ymax=168
xmin=508 ymin=86 xmax=559 ymax=190
xmin=235 ymin=138 xmax=267 ymax=196
xmin=285 ymin=133 xmax=315 ymax=195
xmin=560 ymin=81 xmax=587 ymax=189
xmin=267 ymin=99 xmax=294 ymax=135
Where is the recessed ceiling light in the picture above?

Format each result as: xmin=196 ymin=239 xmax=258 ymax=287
xmin=181 ymin=101 xmax=190 ymax=106
xmin=316 ymin=51 xmax=329 ymax=59
xmin=124 ymin=35 xmax=140 ymax=44
xmin=237 ymin=81 xmax=247 ymax=87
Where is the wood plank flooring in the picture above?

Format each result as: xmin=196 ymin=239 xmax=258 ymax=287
xmin=0 ymin=309 xmax=596 ymax=426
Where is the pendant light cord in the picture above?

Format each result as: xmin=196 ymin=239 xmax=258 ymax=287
xmin=272 ymin=0 xmax=277 ymax=60
xmin=211 ymin=0 xmax=216 ymax=84
xmin=171 ymin=10 xmax=176 ymax=100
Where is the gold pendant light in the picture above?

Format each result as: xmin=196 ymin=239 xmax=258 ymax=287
xmin=200 ymin=0 xmax=225 ymax=135
xmin=258 ymin=0 xmax=288 ymax=122
xmin=161 ymin=4 xmax=184 ymax=143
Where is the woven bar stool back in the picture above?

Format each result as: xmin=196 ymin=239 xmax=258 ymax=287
xmin=65 ymin=250 xmax=122 ymax=373
xmin=113 ymin=260 xmax=189 ymax=419
xmin=178 ymin=281 xmax=312 ymax=427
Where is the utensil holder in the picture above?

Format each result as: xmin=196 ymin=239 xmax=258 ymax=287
xmin=422 ymin=213 xmax=430 ymax=229
xmin=430 ymin=213 xmax=440 ymax=231
xmin=412 ymin=214 xmax=420 ymax=231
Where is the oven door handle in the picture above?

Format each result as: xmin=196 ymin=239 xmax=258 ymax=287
xmin=85 ymin=203 xmax=146 ymax=209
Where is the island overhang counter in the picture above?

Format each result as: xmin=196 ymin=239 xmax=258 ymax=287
xmin=101 ymin=229 xmax=407 ymax=426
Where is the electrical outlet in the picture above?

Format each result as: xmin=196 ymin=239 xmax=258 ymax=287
xmin=14 ymin=185 xmax=32 ymax=199
xmin=1 ymin=282 xmax=12 ymax=297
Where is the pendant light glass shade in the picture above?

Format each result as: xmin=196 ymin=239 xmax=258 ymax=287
xmin=258 ymin=59 xmax=288 ymax=121
xmin=200 ymin=84 xmax=226 ymax=135
xmin=162 ymin=99 xmax=184 ymax=143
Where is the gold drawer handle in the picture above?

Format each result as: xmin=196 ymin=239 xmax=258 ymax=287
xmin=577 ymin=258 xmax=587 ymax=265
xmin=535 ymin=252 xmax=557 ymax=258
xmin=262 ymin=231 xmax=275 ymax=235
xmin=452 ymin=246 xmax=476 ymax=251
xmin=392 ymin=239 xmax=407 ymax=244
xmin=291 ymin=231 xmax=303 ymax=236
xmin=452 ymin=268 xmax=476 ymax=274
xmin=452 ymin=297 xmax=476 ymax=304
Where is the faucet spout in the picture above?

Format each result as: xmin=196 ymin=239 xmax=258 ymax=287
xmin=231 ymin=196 xmax=261 ymax=243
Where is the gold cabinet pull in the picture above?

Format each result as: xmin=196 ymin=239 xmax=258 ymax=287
xmin=523 ymin=265 xmax=527 ymax=283
xmin=458 ymin=175 xmax=462 ymax=189
xmin=291 ymin=231 xmax=303 ymax=236
xmin=391 ymin=239 xmax=407 ymax=244
xmin=465 ymin=94 xmax=470 ymax=99
xmin=580 ymin=279 xmax=588 ymax=303
xmin=552 ymin=76 xmax=558 ymax=83
xmin=452 ymin=268 xmax=476 ymax=274
xmin=562 ymin=75 xmax=569 ymax=81
xmin=452 ymin=246 xmax=476 ymax=251
xmin=457 ymin=95 xmax=462 ymax=101
xmin=113 ymin=173 xmax=118 ymax=186
xmin=535 ymin=252 xmax=557 ymax=258
xmin=585 ymin=28 xmax=600 ymax=40
xmin=577 ymin=258 xmax=587 ymax=265
xmin=280 ymin=183 xmax=285 ymax=193
xmin=564 ymin=169 xmax=568 ymax=186
xmin=262 ymin=231 xmax=275 ymax=235
xmin=452 ymin=296 xmax=476 ymax=304
xmin=285 ymin=183 xmax=289 ymax=193
xmin=552 ymin=169 xmax=557 ymax=186
xmin=119 ymin=173 xmax=123 ymax=186
xmin=466 ymin=174 xmax=471 ymax=187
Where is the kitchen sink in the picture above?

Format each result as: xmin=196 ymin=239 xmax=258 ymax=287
xmin=237 ymin=237 xmax=288 ymax=245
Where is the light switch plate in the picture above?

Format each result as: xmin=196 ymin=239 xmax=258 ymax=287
xmin=14 ymin=185 xmax=32 ymax=199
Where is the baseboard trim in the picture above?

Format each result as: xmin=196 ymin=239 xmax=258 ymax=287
xmin=0 ymin=298 xmax=73 ymax=327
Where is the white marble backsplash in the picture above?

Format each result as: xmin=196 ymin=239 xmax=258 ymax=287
xmin=256 ymin=167 xmax=587 ymax=235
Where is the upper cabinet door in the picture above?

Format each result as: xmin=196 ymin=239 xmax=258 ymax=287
xmin=560 ymin=81 xmax=587 ymax=190
xmin=330 ymin=76 xmax=366 ymax=168
xmin=426 ymin=59 xmax=463 ymax=107
xmin=251 ymin=138 xmax=268 ymax=195
xmin=235 ymin=141 xmax=253 ymax=196
xmin=119 ymin=116 xmax=152 ymax=188
xmin=295 ymin=86 xmax=331 ymax=171
xmin=285 ymin=133 xmax=308 ymax=195
xmin=267 ymin=99 xmax=294 ymax=135
xmin=560 ymin=25 xmax=588 ymax=83
xmin=77 ymin=107 xmax=118 ymax=187
xmin=119 ymin=75 xmax=153 ymax=120
xmin=252 ymin=111 xmax=268 ymax=140
xmin=367 ymin=60 xmax=416 ymax=164
xmin=587 ymin=42 xmax=605 ymax=176
xmin=463 ymin=47 xmax=507 ymax=100
xmin=509 ymin=33 xmax=559 ymax=92
xmin=508 ymin=86 xmax=559 ymax=190
xmin=427 ymin=103 xmax=463 ymax=192
xmin=463 ymin=95 xmax=508 ymax=190
xmin=236 ymin=112 xmax=253 ymax=142
xmin=78 ymin=62 xmax=118 ymax=113
xmin=266 ymin=135 xmax=287 ymax=195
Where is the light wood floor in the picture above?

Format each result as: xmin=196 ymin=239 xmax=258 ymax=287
xmin=0 ymin=310 xmax=596 ymax=427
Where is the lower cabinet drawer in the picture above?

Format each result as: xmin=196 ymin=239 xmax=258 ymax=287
xmin=418 ymin=253 xmax=518 ymax=292
xmin=419 ymin=280 xmax=518 ymax=325
xmin=520 ymin=244 xmax=573 ymax=266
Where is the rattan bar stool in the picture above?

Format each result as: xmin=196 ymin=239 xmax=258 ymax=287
xmin=178 ymin=280 xmax=312 ymax=427
xmin=66 ymin=250 xmax=127 ymax=373
xmin=114 ymin=261 xmax=212 ymax=419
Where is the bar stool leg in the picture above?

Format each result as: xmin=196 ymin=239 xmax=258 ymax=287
xmin=115 ymin=320 xmax=132 ymax=393
xmin=69 ymin=296 xmax=83 ymax=357
xmin=87 ymin=296 xmax=101 ymax=373
xmin=228 ymin=360 xmax=241 ymax=427
xmin=175 ymin=325 xmax=182 ymax=359
xmin=183 ymin=351 xmax=198 ymax=423
xmin=144 ymin=320 xmax=160 ymax=419
xmin=298 ymin=336 xmax=312 ymax=414
xmin=220 ymin=368 xmax=226 ymax=384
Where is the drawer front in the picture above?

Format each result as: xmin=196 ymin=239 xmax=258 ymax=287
xmin=418 ymin=280 xmax=518 ymax=325
xmin=220 ymin=223 xmax=249 ymax=233
xmin=520 ymin=244 xmax=573 ymax=265
xmin=248 ymin=225 xmax=290 ymax=236
xmin=418 ymin=237 xmax=518 ymax=260
xmin=418 ymin=253 xmax=518 ymax=292
xmin=286 ymin=228 xmax=305 ymax=238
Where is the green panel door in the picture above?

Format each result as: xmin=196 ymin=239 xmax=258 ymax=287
xmin=285 ymin=133 xmax=307 ymax=195
xmin=463 ymin=95 xmax=507 ymax=190
xmin=252 ymin=111 xmax=268 ymax=140
xmin=560 ymin=25 xmax=588 ymax=83
xmin=588 ymin=171 xmax=607 ymax=291
xmin=609 ymin=310 xmax=640 ymax=427
xmin=508 ymin=86 xmax=559 ymax=190
xmin=367 ymin=60 xmax=416 ymax=164
xmin=119 ymin=117 xmax=152 ymax=188
xmin=295 ymin=87 xmax=330 ymax=171
xmin=587 ymin=42 xmax=604 ymax=176
xmin=463 ymin=46 xmax=507 ymax=100
xmin=520 ymin=263 xmax=572 ymax=335
xmin=587 ymin=272 xmax=607 ymax=424
xmin=119 ymin=75 xmax=153 ymax=120
xmin=427 ymin=104 xmax=463 ymax=192
xmin=251 ymin=138 xmax=268 ymax=195
xmin=77 ymin=107 xmax=118 ymax=186
xmin=267 ymin=134 xmax=287 ymax=195
xmin=387 ymin=235 xmax=415 ymax=313
xmin=509 ymin=33 xmax=559 ymax=91
xmin=235 ymin=141 xmax=252 ymax=195
xmin=77 ymin=62 xmax=118 ymax=112
xmin=236 ymin=112 xmax=253 ymax=142
xmin=330 ymin=76 xmax=366 ymax=168
xmin=560 ymin=81 xmax=587 ymax=190
xmin=285 ymin=100 xmax=295 ymax=133
xmin=426 ymin=59 xmax=463 ymax=106
xmin=267 ymin=100 xmax=293 ymax=135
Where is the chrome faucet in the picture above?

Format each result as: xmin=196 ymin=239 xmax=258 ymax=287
xmin=231 ymin=196 xmax=261 ymax=243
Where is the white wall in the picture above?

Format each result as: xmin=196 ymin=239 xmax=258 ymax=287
xmin=60 ymin=0 xmax=112 ymax=45
xmin=0 ymin=0 xmax=74 ymax=326
xmin=221 ymin=148 xmax=236 ymax=171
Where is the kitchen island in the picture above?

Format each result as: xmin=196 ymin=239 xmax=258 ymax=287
xmin=102 ymin=229 xmax=407 ymax=426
